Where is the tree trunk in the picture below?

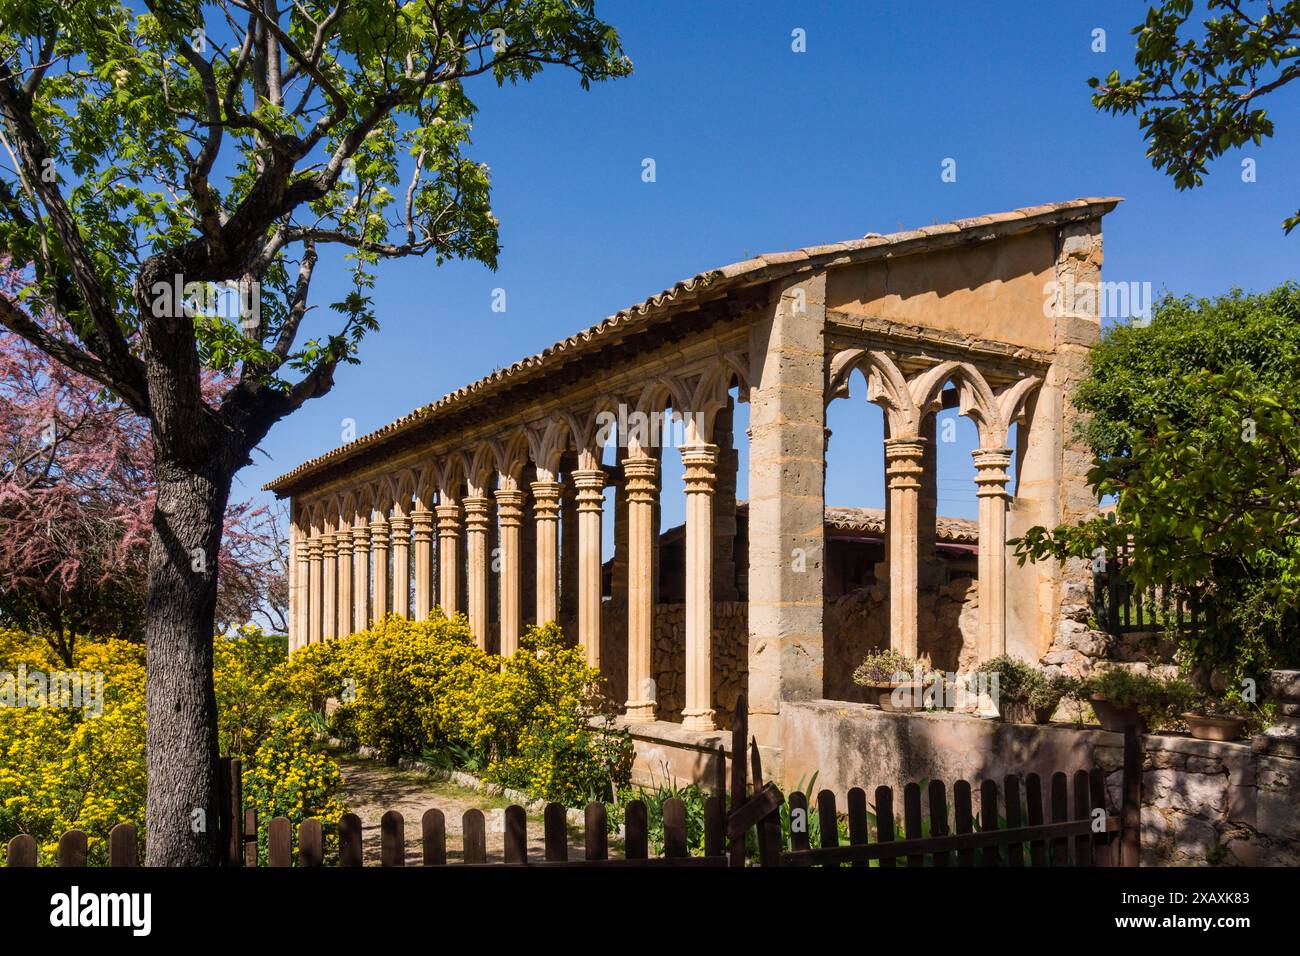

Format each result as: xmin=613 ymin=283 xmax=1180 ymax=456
xmin=143 ymin=458 xmax=233 ymax=866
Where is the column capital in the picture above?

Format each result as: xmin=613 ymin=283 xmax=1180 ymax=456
xmin=306 ymin=536 xmax=323 ymax=558
xmin=369 ymin=519 xmax=390 ymax=550
xmin=321 ymin=531 xmax=338 ymax=556
xmin=681 ymin=443 xmax=719 ymax=495
xmin=494 ymin=488 xmax=525 ymax=526
xmin=884 ymin=436 xmax=927 ymax=490
xmin=621 ymin=456 xmax=659 ymax=503
xmin=351 ymin=524 xmax=370 ymax=548
xmin=529 ymin=480 xmax=562 ymax=521
xmin=435 ymin=501 xmax=462 ymax=533
xmin=972 ymin=447 xmax=1013 ymax=498
xmin=411 ymin=507 xmax=434 ymax=541
xmin=463 ymin=495 xmax=492 ymax=530
xmin=389 ymin=514 xmax=411 ymax=534
xmin=335 ymin=532 xmax=354 ymax=556
xmin=571 ymin=468 xmax=607 ymax=510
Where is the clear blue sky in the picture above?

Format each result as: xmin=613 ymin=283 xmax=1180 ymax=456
xmin=240 ymin=0 xmax=1300 ymax=534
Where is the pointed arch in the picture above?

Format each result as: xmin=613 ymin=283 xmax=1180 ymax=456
xmin=828 ymin=348 xmax=922 ymax=437
xmin=908 ymin=361 xmax=1003 ymax=447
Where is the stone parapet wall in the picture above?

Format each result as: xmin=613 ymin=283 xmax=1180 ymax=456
xmin=781 ymin=699 xmax=1300 ymax=866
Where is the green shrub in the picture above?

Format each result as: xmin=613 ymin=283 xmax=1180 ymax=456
xmin=1080 ymin=668 xmax=1197 ymax=732
xmin=281 ymin=615 xmax=633 ymax=807
xmin=976 ymin=655 xmax=1074 ymax=712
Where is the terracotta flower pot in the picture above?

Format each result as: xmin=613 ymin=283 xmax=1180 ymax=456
xmin=866 ymin=681 xmax=925 ymax=713
xmin=1090 ymin=694 xmax=1147 ymax=735
xmin=1183 ymin=713 xmax=1247 ymax=742
xmin=998 ymin=697 xmax=1055 ymax=725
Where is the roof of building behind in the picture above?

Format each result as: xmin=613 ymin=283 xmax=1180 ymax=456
xmin=265 ymin=197 xmax=1121 ymax=496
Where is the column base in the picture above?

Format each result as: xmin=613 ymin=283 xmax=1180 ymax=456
xmin=624 ymin=700 xmax=658 ymax=723
xmin=681 ymin=709 xmax=716 ymax=732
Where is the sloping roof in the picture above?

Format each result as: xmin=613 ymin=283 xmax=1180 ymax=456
xmin=265 ymin=197 xmax=1121 ymax=496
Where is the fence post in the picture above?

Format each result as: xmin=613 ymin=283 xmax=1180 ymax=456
xmin=728 ymin=693 xmax=748 ymax=867
xmin=217 ymin=756 xmax=244 ymax=867
xmin=1121 ymin=724 xmax=1143 ymax=867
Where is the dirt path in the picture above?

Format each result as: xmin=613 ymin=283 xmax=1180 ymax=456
xmin=334 ymin=752 xmax=596 ymax=864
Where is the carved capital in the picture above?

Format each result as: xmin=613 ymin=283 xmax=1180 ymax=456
xmin=529 ymin=481 xmax=562 ymax=522
xmin=972 ymin=447 xmax=1013 ymax=498
xmin=571 ymin=468 xmax=607 ymax=512
xmin=680 ymin=443 xmax=719 ymax=496
xmin=621 ymin=456 xmax=659 ymax=505
xmin=494 ymin=488 xmax=525 ymax=526
xmin=463 ymin=495 xmax=492 ymax=532
xmin=884 ymin=437 xmax=927 ymax=491
xmin=435 ymin=502 xmax=462 ymax=536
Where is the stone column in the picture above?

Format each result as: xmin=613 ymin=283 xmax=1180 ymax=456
xmin=559 ymin=459 xmax=580 ymax=627
xmin=352 ymin=517 xmax=371 ymax=632
xmin=292 ymin=521 xmax=307 ymax=651
xmin=389 ymin=513 xmax=411 ymax=619
xmin=370 ymin=513 xmax=390 ymax=620
xmin=436 ymin=502 xmax=461 ymax=616
xmin=682 ymin=444 xmax=719 ymax=731
xmin=412 ymin=507 xmax=434 ymax=620
xmin=885 ymin=437 xmax=926 ymax=659
xmin=571 ymin=468 xmax=606 ymax=667
xmin=712 ymin=399 xmax=740 ymax=602
xmin=463 ymin=495 xmax=491 ymax=649
xmin=321 ymin=529 xmax=338 ymax=641
xmin=495 ymin=488 xmax=525 ymax=656
xmin=611 ymin=457 xmax=629 ymax=606
xmin=307 ymin=532 xmax=323 ymax=645
xmin=622 ymin=456 xmax=659 ymax=722
xmin=531 ymin=480 xmax=562 ymax=624
xmin=336 ymin=524 xmax=353 ymax=638
xmin=747 ymin=273 xmax=827 ymax=743
xmin=973 ymin=447 xmax=1013 ymax=661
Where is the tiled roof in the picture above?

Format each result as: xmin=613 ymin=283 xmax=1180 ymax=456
xmin=264 ymin=197 xmax=1120 ymax=495
xmin=824 ymin=506 xmax=979 ymax=544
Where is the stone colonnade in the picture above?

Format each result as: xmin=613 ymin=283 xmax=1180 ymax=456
xmin=287 ymin=363 xmax=743 ymax=732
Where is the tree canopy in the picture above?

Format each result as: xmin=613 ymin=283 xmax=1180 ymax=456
xmin=1091 ymin=0 xmax=1300 ymax=232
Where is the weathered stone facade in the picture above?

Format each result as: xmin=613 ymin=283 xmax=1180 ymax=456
xmin=267 ymin=198 xmax=1119 ymax=785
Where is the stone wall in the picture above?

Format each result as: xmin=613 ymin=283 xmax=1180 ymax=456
xmin=781 ymin=699 xmax=1300 ymax=866
xmin=597 ymin=600 xmax=748 ymax=729
xmin=823 ymin=579 xmax=979 ymax=700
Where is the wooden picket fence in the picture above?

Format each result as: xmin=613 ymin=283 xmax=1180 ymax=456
xmin=4 ymin=695 xmax=1144 ymax=868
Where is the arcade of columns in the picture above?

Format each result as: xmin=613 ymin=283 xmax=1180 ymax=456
xmin=274 ymin=199 xmax=1115 ymax=749
xmin=287 ymin=346 xmax=1040 ymax=730
xmin=289 ymin=361 xmax=745 ymax=731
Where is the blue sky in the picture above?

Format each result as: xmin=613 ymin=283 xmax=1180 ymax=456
xmin=241 ymin=0 xmax=1300 ymax=535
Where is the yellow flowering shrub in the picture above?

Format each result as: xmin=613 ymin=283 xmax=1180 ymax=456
xmin=0 ymin=630 xmax=145 ymax=865
xmin=281 ymin=615 xmax=633 ymax=806
xmin=242 ymin=710 xmax=348 ymax=864
xmin=1 ymin=627 xmax=347 ymax=865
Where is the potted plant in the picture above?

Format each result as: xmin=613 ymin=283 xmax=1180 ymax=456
xmin=852 ymin=649 xmax=935 ymax=713
xmin=1182 ymin=692 xmax=1255 ymax=742
xmin=1079 ymin=668 xmax=1195 ymax=735
xmin=975 ymin=655 xmax=1071 ymax=725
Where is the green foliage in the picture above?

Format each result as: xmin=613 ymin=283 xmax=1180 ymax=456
xmin=1073 ymin=285 xmax=1300 ymax=458
xmin=1080 ymin=669 xmax=1198 ymax=732
xmin=1014 ymin=287 xmax=1300 ymax=686
xmin=280 ymin=614 xmax=633 ymax=807
xmin=0 ymin=626 xmax=344 ymax=864
xmin=852 ymin=649 xmax=930 ymax=685
xmin=1089 ymin=1 xmax=1300 ymax=232
xmin=975 ymin=655 xmax=1074 ymax=712
xmin=634 ymin=775 xmax=712 ymax=857
xmin=0 ymin=1 xmax=632 ymax=390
